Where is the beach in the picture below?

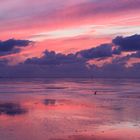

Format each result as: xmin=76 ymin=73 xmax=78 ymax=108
xmin=0 ymin=78 xmax=140 ymax=140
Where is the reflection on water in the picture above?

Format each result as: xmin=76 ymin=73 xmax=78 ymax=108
xmin=0 ymin=103 xmax=27 ymax=116
xmin=0 ymin=78 xmax=140 ymax=140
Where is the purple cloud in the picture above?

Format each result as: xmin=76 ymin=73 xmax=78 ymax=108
xmin=76 ymin=44 xmax=113 ymax=59
xmin=113 ymin=34 xmax=140 ymax=52
xmin=0 ymin=34 xmax=140 ymax=78
xmin=0 ymin=39 xmax=33 ymax=56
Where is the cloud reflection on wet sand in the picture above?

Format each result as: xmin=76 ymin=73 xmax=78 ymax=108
xmin=0 ymin=102 xmax=27 ymax=116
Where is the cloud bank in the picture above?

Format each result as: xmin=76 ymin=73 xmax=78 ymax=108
xmin=0 ymin=34 xmax=140 ymax=78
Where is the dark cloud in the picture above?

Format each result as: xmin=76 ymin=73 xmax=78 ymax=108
xmin=0 ymin=103 xmax=27 ymax=116
xmin=113 ymin=34 xmax=140 ymax=52
xmin=0 ymin=34 xmax=140 ymax=78
xmin=91 ymin=62 xmax=139 ymax=78
xmin=76 ymin=44 xmax=113 ymax=59
xmin=1 ymin=59 xmax=140 ymax=78
xmin=25 ymin=50 xmax=86 ymax=65
xmin=22 ymin=50 xmax=90 ymax=77
xmin=0 ymin=39 xmax=33 ymax=55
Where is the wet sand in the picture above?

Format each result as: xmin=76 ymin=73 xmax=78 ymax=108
xmin=0 ymin=78 xmax=140 ymax=140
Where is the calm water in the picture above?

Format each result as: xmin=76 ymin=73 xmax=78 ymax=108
xmin=0 ymin=78 xmax=140 ymax=140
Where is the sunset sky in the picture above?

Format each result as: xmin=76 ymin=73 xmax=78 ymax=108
xmin=0 ymin=0 xmax=140 ymax=77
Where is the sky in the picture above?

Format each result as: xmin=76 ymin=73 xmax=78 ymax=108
xmin=0 ymin=0 xmax=140 ymax=77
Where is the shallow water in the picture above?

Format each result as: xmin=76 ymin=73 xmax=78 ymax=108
xmin=0 ymin=78 xmax=140 ymax=140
